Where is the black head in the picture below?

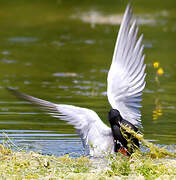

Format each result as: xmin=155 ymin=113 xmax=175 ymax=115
xmin=108 ymin=109 xmax=123 ymax=126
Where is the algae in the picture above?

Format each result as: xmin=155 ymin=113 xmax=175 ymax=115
xmin=0 ymin=130 xmax=175 ymax=179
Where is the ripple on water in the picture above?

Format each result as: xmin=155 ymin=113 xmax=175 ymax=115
xmin=1 ymin=51 xmax=11 ymax=55
xmin=53 ymin=72 xmax=78 ymax=77
xmin=1 ymin=58 xmax=17 ymax=64
xmin=0 ymin=130 xmax=82 ymax=156
xmin=8 ymin=37 xmax=38 ymax=43
xmin=73 ymin=85 xmax=92 ymax=90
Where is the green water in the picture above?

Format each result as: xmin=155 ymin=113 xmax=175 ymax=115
xmin=0 ymin=0 xmax=175 ymax=155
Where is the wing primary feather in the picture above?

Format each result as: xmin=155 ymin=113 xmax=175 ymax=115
xmin=129 ymin=45 xmax=144 ymax=76
xmin=127 ymin=34 xmax=143 ymax=72
xmin=7 ymin=87 xmax=113 ymax=155
xmin=6 ymin=87 xmax=58 ymax=112
xmin=107 ymin=5 xmax=146 ymax=127
xmin=129 ymin=55 xmax=146 ymax=84
xmin=124 ymin=24 xmax=139 ymax=69
xmin=112 ymin=4 xmax=132 ymax=63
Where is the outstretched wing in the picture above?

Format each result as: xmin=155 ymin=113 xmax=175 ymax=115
xmin=7 ymin=88 xmax=113 ymax=155
xmin=107 ymin=4 xmax=146 ymax=127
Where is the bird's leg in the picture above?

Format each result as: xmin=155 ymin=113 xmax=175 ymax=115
xmin=114 ymin=140 xmax=130 ymax=156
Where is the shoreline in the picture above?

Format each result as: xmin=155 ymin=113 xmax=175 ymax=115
xmin=0 ymin=143 xmax=176 ymax=179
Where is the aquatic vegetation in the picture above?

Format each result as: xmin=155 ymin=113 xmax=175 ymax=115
xmin=105 ymin=152 xmax=176 ymax=179
xmin=157 ymin=68 xmax=164 ymax=76
xmin=153 ymin=61 xmax=164 ymax=76
xmin=153 ymin=62 xmax=159 ymax=69
xmin=0 ymin=122 xmax=175 ymax=179
xmin=152 ymin=61 xmax=164 ymax=121
xmin=0 ymin=143 xmax=91 ymax=179
xmin=121 ymin=125 xmax=176 ymax=159
xmin=0 ymin=132 xmax=175 ymax=180
xmin=153 ymin=61 xmax=164 ymax=84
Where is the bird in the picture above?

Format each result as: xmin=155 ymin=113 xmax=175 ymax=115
xmin=7 ymin=4 xmax=146 ymax=157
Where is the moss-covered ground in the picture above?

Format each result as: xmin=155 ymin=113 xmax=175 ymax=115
xmin=0 ymin=129 xmax=175 ymax=180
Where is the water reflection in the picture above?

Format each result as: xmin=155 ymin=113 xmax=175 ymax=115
xmin=153 ymin=97 xmax=163 ymax=121
xmin=152 ymin=62 xmax=164 ymax=121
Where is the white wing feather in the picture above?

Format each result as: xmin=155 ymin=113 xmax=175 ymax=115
xmin=7 ymin=88 xmax=113 ymax=156
xmin=7 ymin=4 xmax=145 ymax=155
xmin=107 ymin=4 xmax=146 ymax=127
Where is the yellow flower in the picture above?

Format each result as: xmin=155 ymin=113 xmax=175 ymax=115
xmin=157 ymin=68 xmax=164 ymax=76
xmin=153 ymin=62 xmax=159 ymax=68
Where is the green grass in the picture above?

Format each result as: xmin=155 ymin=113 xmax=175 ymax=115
xmin=0 ymin=130 xmax=175 ymax=179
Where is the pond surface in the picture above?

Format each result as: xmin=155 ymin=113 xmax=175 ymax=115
xmin=0 ymin=0 xmax=175 ymax=156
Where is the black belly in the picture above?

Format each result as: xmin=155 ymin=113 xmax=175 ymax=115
xmin=112 ymin=120 xmax=139 ymax=154
xmin=108 ymin=109 xmax=140 ymax=155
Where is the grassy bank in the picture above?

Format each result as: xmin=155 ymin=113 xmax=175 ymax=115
xmin=0 ymin=128 xmax=176 ymax=179
xmin=0 ymin=142 xmax=176 ymax=179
